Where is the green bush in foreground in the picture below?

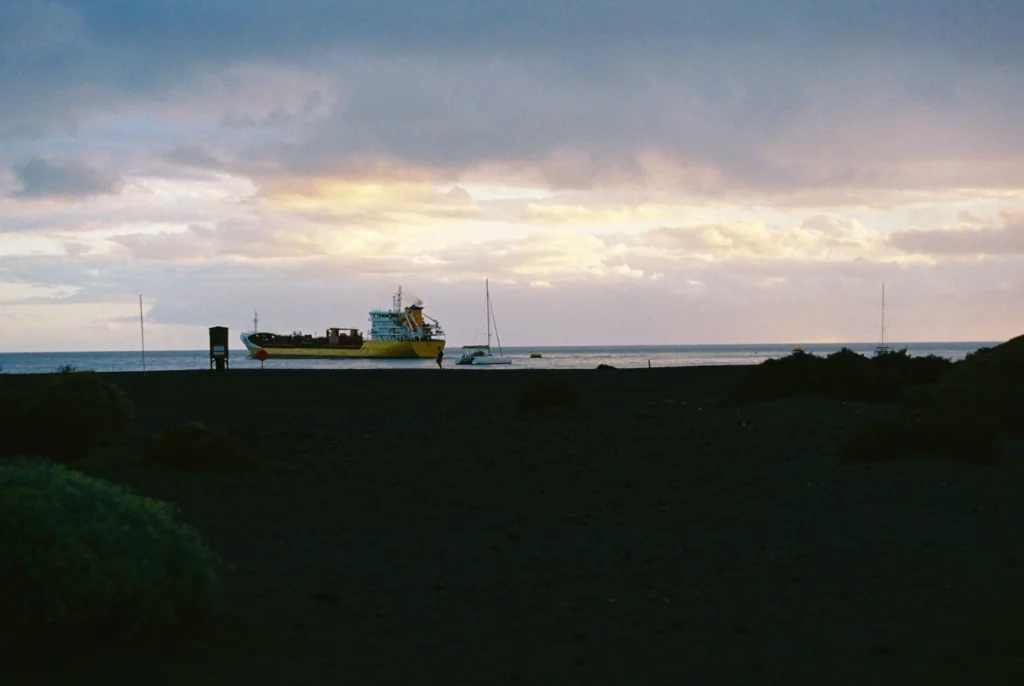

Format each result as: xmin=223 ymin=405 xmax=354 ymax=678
xmin=0 ymin=459 xmax=222 ymax=652
xmin=0 ymin=371 xmax=134 ymax=461
xmin=143 ymin=421 xmax=248 ymax=469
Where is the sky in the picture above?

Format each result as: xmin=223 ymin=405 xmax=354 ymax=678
xmin=1 ymin=1 xmax=1023 ymax=351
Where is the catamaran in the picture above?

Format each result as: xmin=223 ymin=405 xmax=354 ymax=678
xmin=457 ymin=279 xmax=511 ymax=366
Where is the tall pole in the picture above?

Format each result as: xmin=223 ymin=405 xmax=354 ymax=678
xmin=880 ymin=283 xmax=885 ymax=347
xmin=486 ymin=279 xmax=491 ymax=351
xmin=139 ymin=295 xmax=146 ymax=374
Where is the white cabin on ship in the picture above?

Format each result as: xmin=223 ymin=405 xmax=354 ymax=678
xmin=367 ymin=287 xmax=442 ymax=342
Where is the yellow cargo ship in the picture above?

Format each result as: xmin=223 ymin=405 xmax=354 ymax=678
xmin=240 ymin=287 xmax=445 ymax=360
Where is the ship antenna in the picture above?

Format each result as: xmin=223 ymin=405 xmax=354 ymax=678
xmin=253 ymin=310 xmax=259 ymax=333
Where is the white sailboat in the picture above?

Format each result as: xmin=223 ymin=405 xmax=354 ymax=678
xmin=457 ymin=279 xmax=511 ymax=366
xmin=873 ymin=283 xmax=893 ymax=357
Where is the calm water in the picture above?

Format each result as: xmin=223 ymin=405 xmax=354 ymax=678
xmin=0 ymin=342 xmax=997 ymax=374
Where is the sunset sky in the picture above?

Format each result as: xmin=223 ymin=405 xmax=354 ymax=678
xmin=1 ymin=1 xmax=1022 ymax=351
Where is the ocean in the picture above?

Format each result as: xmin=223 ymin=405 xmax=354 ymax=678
xmin=0 ymin=342 xmax=997 ymax=374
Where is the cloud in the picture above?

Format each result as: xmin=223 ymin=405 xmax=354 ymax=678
xmin=2 ymin=2 xmax=1024 ymax=350
xmin=642 ymin=217 xmax=879 ymax=261
xmin=3 ymin=3 xmax=1024 ymax=195
xmin=6 ymin=2 xmax=1022 ymax=71
xmin=0 ymin=280 xmax=81 ymax=304
xmin=9 ymin=157 xmax=122 ymax=200
xmin=107 ymin=221 xmax=359 ymax=262
xmin=162 ymin=146 xmax=227 ymax=171
xmin=234 ymin=51 xmax=1024 ymax=195
xmin=3 ymin=233 xmax=1023 ymax=350
xmin=890 ymin=212 xmax=1024 ymax=256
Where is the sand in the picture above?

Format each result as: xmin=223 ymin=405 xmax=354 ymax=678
xmin=6 ymin=367 xmax=1024 ymax=685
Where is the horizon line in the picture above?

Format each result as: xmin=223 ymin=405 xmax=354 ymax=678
xmin=0 ymin=340 xmax=1004 ymax=356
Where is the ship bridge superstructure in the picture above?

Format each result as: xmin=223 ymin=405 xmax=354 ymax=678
xmin=368 ymin=287 xmax=445 ymax=342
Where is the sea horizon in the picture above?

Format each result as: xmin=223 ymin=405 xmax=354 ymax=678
xmin=0 ymin=341 xmax=999 ymax=375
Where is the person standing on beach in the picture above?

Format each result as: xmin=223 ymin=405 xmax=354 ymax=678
xmin=436 ymin=348 xmax=444 ymax=369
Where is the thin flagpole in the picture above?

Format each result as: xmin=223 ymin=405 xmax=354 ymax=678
xmin=139 ymin=295 xmax=146 ymax=374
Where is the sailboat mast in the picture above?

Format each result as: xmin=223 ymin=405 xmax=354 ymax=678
xmin=486 ymin=278 xmax=491 ymax=350
xmin=880 ymin=283 xmax=885 ymax=347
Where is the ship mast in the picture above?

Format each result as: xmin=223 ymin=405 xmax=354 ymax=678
xmin=253 ymin=310 xmax=259 ymax=333
xmin=880 ymin=283 xmax=885 ymax=348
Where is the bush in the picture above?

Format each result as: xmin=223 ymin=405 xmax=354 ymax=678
xmin=516 ymin=380 xmax=579 ymax=412
xmin=931 ymin=335 xmax=1024 ymax=438
xmin=871 ymin=348 xmax=954 ymax=386
xmin=56 ymin=364 xmax=86 ymax=374
xmin=727 ymin=348 xmax=899 ymax=404
xmin=725 ymin=349 xmax=818 ymax=404
xmin=1 ymin=372 xmax=134 ymax=462
xmin=0 ymin=459 xmax=222 ymax=653
xmin=838 ymin=334 xmax=1024 ymax=464
xmin=144 ymin=421 xmax=247 ymax=469
xmin=962 ymin=346 xmax=993 ymax=363
xmin=727 ymin=346 xmax=958 ymax=405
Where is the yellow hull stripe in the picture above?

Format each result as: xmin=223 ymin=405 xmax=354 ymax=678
xmin=248 ymin=340 xmax=445 ymax=359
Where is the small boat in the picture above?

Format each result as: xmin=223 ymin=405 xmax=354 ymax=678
xmin=530 ymin=351 xmax=542 ymax=358
xmin=459 ymin=348 xmax=510 ymax=365
xmin=457 ymin=279 xmax=511 ymax=366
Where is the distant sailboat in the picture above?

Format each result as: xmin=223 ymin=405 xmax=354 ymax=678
xmin=873 ymin=283 xmax=894 ymax=357
xmin=457 ymin=279 xmax=511 ymax=366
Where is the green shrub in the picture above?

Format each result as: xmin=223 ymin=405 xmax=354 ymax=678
xmin=871 ymin=348 xmax=954 ymax=386
xmin=144 ymin=421 xmax=247 ymax=469
xmin=727 ymin=348 xmax=900 ymax=404
xmin=0 ymin=459 xmax=222 ymax=652
xmin=838 ymin=334 xmax=1024 ymax=464
xmin=516 ymin=380 xmax=579 ymax=412
xmin=727 ymin=346 xmax=958 ymax=405
xmin=822 ymin=348 xmax=901 ymax=400
xmin=933 ymin=336 xmax=1024 ymax=437
xmin=56 ymin=363 xmax=86 ymax=374
xmin=962 ymin=346 xmax=993 ymax=363
xmin=1 ymin=372 xmax=134 ymax=462
xmin=725 ymin=349 xmax=823 ymax=404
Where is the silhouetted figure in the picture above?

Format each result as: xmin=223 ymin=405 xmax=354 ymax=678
xmin=436 ymin=348 xmax=444 ymax=369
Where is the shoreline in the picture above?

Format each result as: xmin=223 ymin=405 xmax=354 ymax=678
xmin=0 ymin=342 xmax=998 ymax=375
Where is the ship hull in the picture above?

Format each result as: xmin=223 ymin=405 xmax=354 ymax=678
xmin=241 ymin=334 xmax=444 ymax=360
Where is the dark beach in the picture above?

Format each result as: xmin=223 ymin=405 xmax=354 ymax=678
xmin=7 ymin=366 xmax=1024 ymax=685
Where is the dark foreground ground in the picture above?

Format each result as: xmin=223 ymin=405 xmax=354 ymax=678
xmin=7 ymin=367 xmax=1024 ymax=685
